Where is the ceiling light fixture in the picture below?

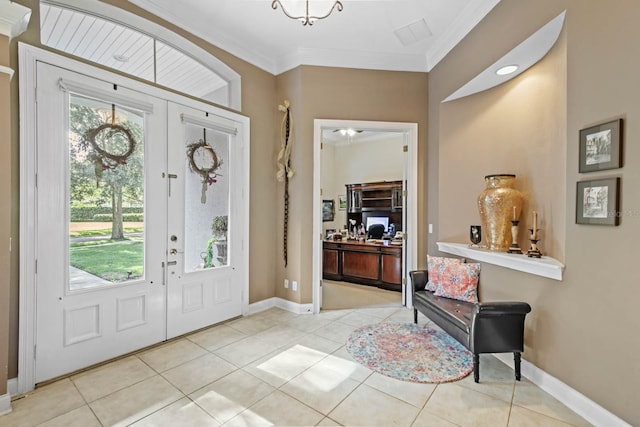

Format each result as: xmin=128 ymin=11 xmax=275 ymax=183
xmin=272 ymin=0 xmax=343 ymax=26
xmin=496 ymin=65 xmax=519 ymax=76
xmin=113 ymin=54 xmax=129 ymax=63
xmin=339 ymin=128 xmax=356 ymax=137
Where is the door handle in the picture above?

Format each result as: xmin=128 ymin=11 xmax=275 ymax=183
xmin=170 ymin=248 xmax=178 ymax=255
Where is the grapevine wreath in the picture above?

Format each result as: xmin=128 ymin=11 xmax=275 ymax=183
xmin=186 ymin=129 xmax=223 ymax=203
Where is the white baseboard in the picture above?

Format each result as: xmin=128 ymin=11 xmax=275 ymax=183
xmin=494 ymin=354 xmax=631 ymax=427
xmin=7 ymin=378 xmax=17 ymax=397
xmin=247 ymin=297 xmax=313 ymax=316
xmin=0 ymin=392 xmax=11 ymax=416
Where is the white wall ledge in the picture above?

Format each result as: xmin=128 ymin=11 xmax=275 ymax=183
xmin=437 ymin=242 xmax=564 ymax=281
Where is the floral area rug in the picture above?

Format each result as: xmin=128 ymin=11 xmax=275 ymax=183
xmin=346 ymin=323 xmax=473 ymax=383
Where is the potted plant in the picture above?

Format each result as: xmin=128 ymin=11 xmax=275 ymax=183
xmin=210 ymin=215 xmax=228 ymax=265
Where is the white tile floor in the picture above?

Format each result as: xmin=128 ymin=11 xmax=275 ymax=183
xmin=1 ymin=307 xmax=592 ymax=427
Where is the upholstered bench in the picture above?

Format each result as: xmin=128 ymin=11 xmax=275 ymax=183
xmin=410 ymin=266 xmax=531 ymax=383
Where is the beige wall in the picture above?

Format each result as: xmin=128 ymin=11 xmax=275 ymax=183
xmin=277 ymin=66 xmax=429 ymax=304
xmin=429 ymin=0 xmax=639 ymax=424
xmin=0 ymin=35 xmax=11 ymax=397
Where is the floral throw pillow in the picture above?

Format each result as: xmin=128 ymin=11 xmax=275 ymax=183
xmin=433 ymin=262 xmax=481 ymax=303
xmin=426 ymin=255 xmax=463 ymax=292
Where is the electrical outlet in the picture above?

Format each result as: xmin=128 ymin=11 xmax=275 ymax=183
xmin=284 ymin=279 xmax=289 ymax=289
xmin=429 ymin=223 xmax=433 ymax=234
xmin=291 ymin=280 xmax=298 ymax=291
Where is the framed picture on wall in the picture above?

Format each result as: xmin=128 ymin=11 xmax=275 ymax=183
xmin=576 ymin=177 xmax=620 ymax=226
xmin=579 ymin=119 xmax=623 ymax=173
xmin=338 ymin=194 xmax=347 ymax=210
xmin=322 ymin=199 xmax=335 ymax=222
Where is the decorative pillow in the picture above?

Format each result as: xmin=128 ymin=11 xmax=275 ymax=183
xmin=433 ymin=262 xmax=480 ymax=303
xmin=426 ymin=255 xmax=463 ymax=292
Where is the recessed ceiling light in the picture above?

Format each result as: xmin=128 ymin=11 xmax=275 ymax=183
xmin=113 ymin=54 xmax=129 ymax=63
xmin=496 ymin=65 xmax=519 ymax=76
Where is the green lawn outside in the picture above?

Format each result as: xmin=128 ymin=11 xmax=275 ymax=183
xmin=70 ymin=239 xmax=143 ymax=281
xmin=70 ymin=227 xmax=143 ymax=238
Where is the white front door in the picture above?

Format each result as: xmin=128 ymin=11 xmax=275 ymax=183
xmin=34 ymin=62 xmax=168 ymax=382
xmin=166 ymin=103 xmax=244 ymax=338
xmin=32 ymin=62 xmax=247 ymax=383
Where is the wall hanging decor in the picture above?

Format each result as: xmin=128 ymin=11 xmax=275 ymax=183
xmin=186 ymin=128 xmax=223 ymax=204
xmin=82 ymin=103 xmax=136 ymax=186
xmin=576 ymin=177 xmax=620 ymax=226
xmin=477 ymin=174 xmax=524 ymax=251
xmin=277 ymin=100 xmax=295 ymax=267
xmin=322 ymin=200 xmax=335 ymax=222
xmin=579 ymin=119 xmax=623 ymax=173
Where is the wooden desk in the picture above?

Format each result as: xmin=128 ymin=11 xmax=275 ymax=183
xmin=323 ymin=240 xmax=403 ymax=291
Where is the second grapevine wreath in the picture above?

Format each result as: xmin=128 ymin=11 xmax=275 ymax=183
xmin=186 ymin=130 xmax=223 ymax=204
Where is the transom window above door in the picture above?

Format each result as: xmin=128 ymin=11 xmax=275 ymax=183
xmin=40 ymin=1 xmax=241 ymax=109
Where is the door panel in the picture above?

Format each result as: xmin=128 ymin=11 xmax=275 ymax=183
xmin=166 ymin=103 xmax=243 ymax=338
xmin=35 ymin=62 xmax=167 ymax=382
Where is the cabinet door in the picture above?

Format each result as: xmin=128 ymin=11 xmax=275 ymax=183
xmin=347 ymin=187 xmax=362 ymax=213
xmin=392 ymin=186 xmax=403 ymax=210
xmin=323 ymin=248 xmax=339 ymax=276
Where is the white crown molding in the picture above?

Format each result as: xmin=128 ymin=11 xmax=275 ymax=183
xmin=494 ymin=354 xmax=632 ymax=427
xmin=275 ymin=47 xmax=428 ymax=75
xmin=0 ymin=0 xmax=31 ymax=39
xmin=128 ymin=0 xmax=278 ymax=74
xmin=426 ymin=0 xmax=501 ymax=71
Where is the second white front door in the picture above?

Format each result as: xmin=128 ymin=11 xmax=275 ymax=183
xmin=166 ymin=103 xmax=245 ymax=338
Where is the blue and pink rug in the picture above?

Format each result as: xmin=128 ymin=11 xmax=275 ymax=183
xmin=346 ymin=322 xmax=473 ymax=383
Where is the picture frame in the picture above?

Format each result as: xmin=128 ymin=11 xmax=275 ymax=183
xmin=338 ymin=194 xmax=347 ymax=210
xmin=576 ymin=177 xmax=620 ymax=226
xmin=322 ymin=199 xmax=335 ymax=222
xmin=579 ymin=119 xmax=622 ymax=173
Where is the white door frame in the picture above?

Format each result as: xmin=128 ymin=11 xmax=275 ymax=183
xmin=18 ymin=43 xmax=250 ymax=394
xmin=312 ymin=119 xmax=418 ymax=314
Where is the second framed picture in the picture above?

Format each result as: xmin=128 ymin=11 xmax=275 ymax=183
xmin=576 ymin=177 xmax=620 ymax=226
xmin=322 ymin=199 xmax=335 ymax=222
xmin=579 ymin=118 xmax=622 ymax=173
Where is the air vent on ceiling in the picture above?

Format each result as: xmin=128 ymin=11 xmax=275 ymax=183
xmin=394 ymin=18 xmax=432 ymax=46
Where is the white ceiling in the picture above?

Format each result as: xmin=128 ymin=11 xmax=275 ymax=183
xmin=128 ymin=0 xmax=502 ymax=74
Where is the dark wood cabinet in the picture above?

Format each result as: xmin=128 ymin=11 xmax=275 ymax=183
xmin=346 ymin=181 xmax=403 ymax=232
xmin=322 ymin=240 xmax=403 ymax=291
xmin=347 ymin=181 xmax=402 ymax=213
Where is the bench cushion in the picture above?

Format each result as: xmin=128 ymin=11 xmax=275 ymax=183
xmin=414 ymin=290 xmax=473 ymax=342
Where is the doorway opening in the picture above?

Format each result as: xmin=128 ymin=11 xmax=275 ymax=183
xmin=312 ymin=120 xmax=418 ymax=313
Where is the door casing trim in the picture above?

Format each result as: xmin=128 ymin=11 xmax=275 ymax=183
xmin=312 ymin=119 xmax=418 ymax=313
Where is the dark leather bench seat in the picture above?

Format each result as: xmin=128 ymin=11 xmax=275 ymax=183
xmin=410 ymin=269 xmax=531 ymax=383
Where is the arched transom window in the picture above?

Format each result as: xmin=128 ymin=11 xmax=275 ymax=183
xmin=40 ymin=1 xmax=241 ymax=109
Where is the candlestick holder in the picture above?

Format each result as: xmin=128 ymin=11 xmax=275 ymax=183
xmin=507 ymin=220 xmax=523 ymax=254
xmin=527 ymin=228 xmax=542 ymax=258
